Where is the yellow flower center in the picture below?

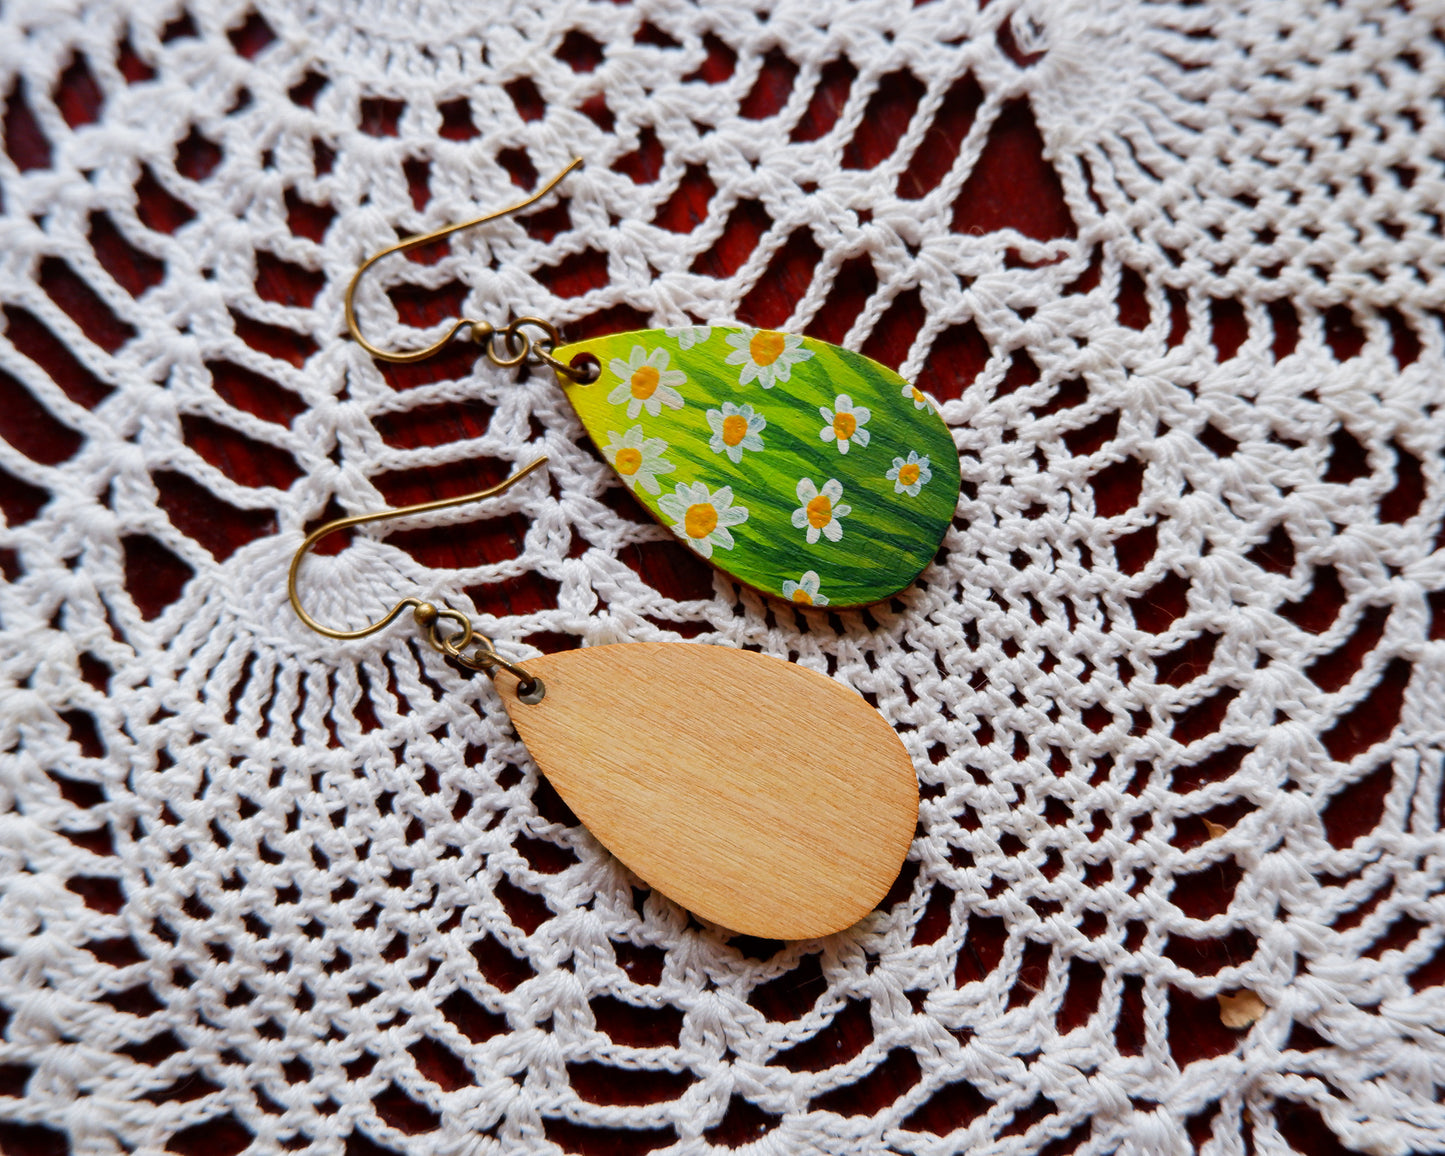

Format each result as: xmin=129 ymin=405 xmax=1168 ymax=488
xmin=910 ymin=387 xmax=926 ymax=405
xmin=722 ymin=414 xmax=749 ymax=446
xmin=615 ymin=447 xmax=642 ymax=476
xmin=630 ymin=365 xmax=660 ymax=399
xmin=832 ymin=412 xmax=857 ymax=440
xmin=749 ymin=331 xmax=787 ymax=367
xmin=684 ymin=502 xmax=718 ymax=539
xmin=806 ymin=494 xmax=832 ymax=529
xmin=899 ymin=463 xmax=920 ymax=486
xmin=791 ymin=588 xmax=813 ymax=605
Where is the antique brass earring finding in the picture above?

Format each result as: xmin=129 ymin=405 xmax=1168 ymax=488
xmin=288 ymin=459 xmax=919 ymax=940
xmin=346 ymin=158 xmax=961 ymax=610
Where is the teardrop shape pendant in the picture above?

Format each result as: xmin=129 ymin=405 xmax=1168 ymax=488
xmin=555 ymin=327 xmax=959 ymax=608
xmin=493 ymin=642 xmax=918 ymax=940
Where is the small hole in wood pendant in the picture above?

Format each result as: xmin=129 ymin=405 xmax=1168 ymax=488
xmin=516 ymin=677 xmax=547 ymax=704
xmin=568 ymin=351 xmax=601 ymax=383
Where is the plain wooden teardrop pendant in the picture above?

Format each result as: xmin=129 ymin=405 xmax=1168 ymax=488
xmin=493 ymin=643 xmax=918 ymax=940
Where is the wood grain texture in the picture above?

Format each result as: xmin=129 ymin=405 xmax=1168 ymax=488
xmin=494 ymin=642 xmax=918 ymax=939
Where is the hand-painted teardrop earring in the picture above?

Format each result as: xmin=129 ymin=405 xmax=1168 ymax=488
xmin=288 ymin=460 xmax=918 ymax=940
xmin=346 ymin=159 xmax=959 ymax=608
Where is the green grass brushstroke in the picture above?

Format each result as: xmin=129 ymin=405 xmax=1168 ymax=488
xmin=558 ymin=327 xmax=959 ymax=606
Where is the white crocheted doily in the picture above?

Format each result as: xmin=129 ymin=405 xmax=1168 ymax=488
xmin=1 ymin=1 xmax=1443 ymax=1153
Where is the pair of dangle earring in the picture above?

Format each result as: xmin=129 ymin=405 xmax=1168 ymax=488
xmin=290 ymin=159 xmax=960 ymax=939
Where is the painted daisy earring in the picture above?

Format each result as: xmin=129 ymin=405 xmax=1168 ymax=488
xmin=347 ymin=158 xmax=961 ymax=609
xmin=288 ymin=462 xmax=918 ymax=940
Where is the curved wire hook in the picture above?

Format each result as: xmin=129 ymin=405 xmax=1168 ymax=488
xmin=288 ymin=455 xmax=549 ymax=643
xmin=345 ymin=158 xmax=583 ymax=365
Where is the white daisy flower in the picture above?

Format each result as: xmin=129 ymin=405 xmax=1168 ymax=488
xmin=781 ymin=571 xmax=829 ymax=607
xmin=601 ymin=426 xmax=675 ymax=495
xmin=902 ymin=382 xmax=935 ymax=411
xmin=606 ymin=345 xmax=686 ymax=419
xmin=886 ymin=451 xmax=933 ymax=497
xmin=818 ymin=393 xmax=871 ymax=454
xmin=664 ymin=325 xmax=712 ymax=350
xmin=723 ymin=327 xmax=813 ymax=389
xmin=706 ymin=402 xmax=766 ymax=463
xmin=657 ymin=481 xmax=749 ymax=558
xmin=791 ymin=477 xmax=850 ymax=544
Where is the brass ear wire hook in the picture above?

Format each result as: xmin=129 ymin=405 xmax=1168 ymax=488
xmin=288 ymin=456 xmax=550 ymax=703
xmin=345 ymin=157 xmax=596 ymax=384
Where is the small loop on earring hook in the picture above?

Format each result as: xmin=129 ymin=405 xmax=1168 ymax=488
xmin=345 ymin=158 xmax=592 ymax=383
xmin=287 ymin=456 xmax=547 ymax=702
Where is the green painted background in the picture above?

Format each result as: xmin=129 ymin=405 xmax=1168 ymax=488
xmin=555 ymin=326 xmax=959 ymax=607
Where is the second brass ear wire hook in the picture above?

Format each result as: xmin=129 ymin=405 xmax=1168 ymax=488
xmin=288 ymin=456 xmax=549 ymax=704
xmin=344 ymin=157 xmax=598 ymax=384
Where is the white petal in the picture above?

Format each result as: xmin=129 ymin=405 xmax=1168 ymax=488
xmin=791 ymin=507 xmax=809 ymax=529
xmin=638 ymin=473 xmax=661 ymax=495
xmin=658 ymin=386 xmax=685 ymax=410
xmin=724 ymin=349 xmax=748 ymax=366
xmin=781 ymin=582 xmax=799 ymax=598
xmin=627 ymin=345 xmax=648 ymax=369
xmin=820 ymin=406 xmax=835 ymax=422
xmin=821 ymin=478 xmax=844 ymax=501
xmin=838 ymin=439 xmax=850 ymax=454
xmin=749 ymin=413 xmax=767 ymax=432
xmin=813 ymin=593 xmax=829 ymax=606
xmin=854 ymin=428 xmax=870 ymax=447
xmin=711 ymin=527 xmax=735 ymax=551
xmin=806 ymin=526 xmax=821 ymax=544
xmin=643 ymin=436 xmax=669 ymax=455
xmin=690 ymin=537 xmax=713 ymax=558
xmin=822 ymin=520 xmax=843 ymax=542
xmin=918 ymin=464 xmax=932 ymax=483
xmin=659 ymin=369 xmax=687 ymax=388
xmin=725 ymin=445 xmax=743 ymax=463
xmin=796 ymin=477 xmax=818 ymax=501
xmin=646 ymin=346 xmax=670 ymax=370
xmin=627 ymin=398 xmax=644 ymax=418
xmin=833 ymin=503 xmax=851 ymax=518
xmin=717 ymin=504 xmax=749 ymax=527
xmin=706 ymin=409 xmax=724 ymax=433
xmin=709 ymin=434 xmax=726 ymax=454
xmin=820 ymin=426 xmax=836 ymax=442
xmin=608 ymin=382 xmax=631 ymax=406
xmin=608 ymin=358 xmax=634 ymax=380
xmin=835 ymin=394 xmax=852 ymax=411
xmin=740 ymin=433 xmax=765 ymax=451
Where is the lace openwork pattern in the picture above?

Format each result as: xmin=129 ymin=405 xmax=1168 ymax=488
xmin=1 ymin=1 xmax=1443 ymax=1153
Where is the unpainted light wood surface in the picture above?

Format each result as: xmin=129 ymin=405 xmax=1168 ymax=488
xmin=494 ymin=642 xmax=919 ymax=939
